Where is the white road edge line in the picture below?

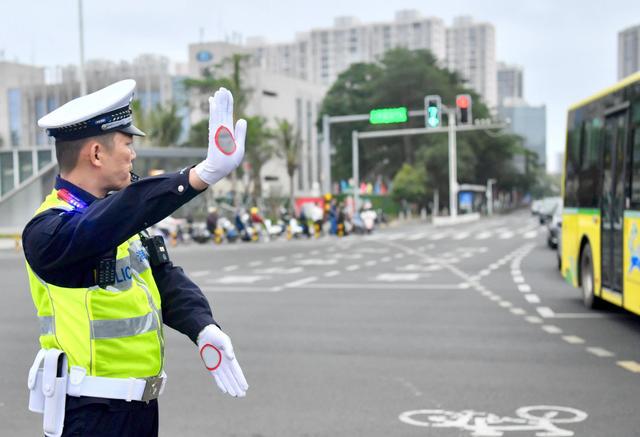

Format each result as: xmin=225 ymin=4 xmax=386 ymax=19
xmin=285 ymin=276 xmax=318 ymax=288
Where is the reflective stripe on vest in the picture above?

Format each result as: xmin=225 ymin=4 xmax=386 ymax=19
xmin=91 ymin=312 xmax=158 ymax=339
xmin=38 ymin=316 xmax=54 ymax=335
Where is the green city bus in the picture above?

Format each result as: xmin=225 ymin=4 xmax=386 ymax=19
xmin=562 ymin=71 xmax=640 ymax=313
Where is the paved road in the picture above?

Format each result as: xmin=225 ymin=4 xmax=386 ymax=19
xmin=2 ymin=211 xmax=640 ymax=436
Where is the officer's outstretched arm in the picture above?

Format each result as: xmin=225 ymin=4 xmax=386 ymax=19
xmin=193 ymin=88 xmax=246 ymax=186
xmin=197 ymin=324 xmax=248 ymax=397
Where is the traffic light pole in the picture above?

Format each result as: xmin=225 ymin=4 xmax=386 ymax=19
xmin=447 ymin=108 xmax=458 ymax=218
xmin=351 ymin=121 xmax=506 ymax=215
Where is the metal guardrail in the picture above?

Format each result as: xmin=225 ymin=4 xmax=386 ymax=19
xmin=0 ymin=147 xmax=56 ymax=199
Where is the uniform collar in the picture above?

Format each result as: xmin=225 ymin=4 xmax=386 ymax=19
xmin=55 ymin=175 xmax=98 ymax=206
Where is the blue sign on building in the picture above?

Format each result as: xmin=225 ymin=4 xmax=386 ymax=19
xmin=196 ymin=51 xmax=213 ymax=63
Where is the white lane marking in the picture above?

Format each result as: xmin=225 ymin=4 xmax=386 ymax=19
xmin=525 ymin=294 xmax=541 ymax=303
xmin=254 ymin=267 xmax=304 ymax=275
xmin=499 ymin=301 xmax=513 ymax=308
xmin=301 ymin=283 xmax=467 ymax=290
xmin=285 ymin=276 xmax=318 ymax=288
xmin=562 ymin=335 xmax=585 ymax=344
xmin=223 ymin=265 xmax=239 ymax=272
xmin=407 ymin=232 xmax=429 ymax=241
xmin=617 ymin=361 xmax=640 ymax=373
xmin=381 ymin=256 xmax=392 ymax=262
xmin=490 ymin=296 xmax=501 ymax=301
xmin=523 ymin=230 xmax=538 ymax=239
xmin=537 ymin=307 xmax=555 ymax=318
xmin=552 ymin=312 xmax=607 ymax=319
xmin=212 ymin=275 xmax=265 ymax=284
xmin=479 ymin=269 xmax=491 ymax=276
xmin=518 ymin=284 xmax=532 ymax=293
xmin=510 ymin=308 xmax=526 ymax=315
xmin=525 ymin=316 xmax=543 ymax=324
xmin=310 ymin=250 xmax=320 ymax=255
xmin=453 ymin=231 xmax=470 ymax=240
xmin=587 ymin=347 xmax=615 ymax=358
xmin=191 ymin=270 xmax=210 ymax=278
xmin=476 ymin=231 xmax=492 ymax=240
xmin=296 ymin=259 xmax=337 ymax=266
xmin=489 ymin=263 xmax=500 ymax=269
xmin=202 ymin=286 xmax=280 ymax=293
xmin=511 ymin=269 xmax=522 ymax=276
xmin=375 ymin=273 xmax=419 ymax=281
xmin=272 ymin=256 xmax=286 ymax=262
xmin=499 ymin=232 xmax=514 ymax=239
xmin=365 ymin=260 xmax=377 ymax=267
xmin=458 ymin=283 xmax=470 ymax=289
xmin=248 ymin=261 xmax=263 ymax=267
xmin=513 ymin=276 xmax=525 ymax=283
xmin=292 ymin=253 xmax=305 ymax=259
xmin=345 ymin=265 xmax=360 ymax=271
xmin=428 ymin=232 xmax=448 ymax=241
xmin=542 ymin=325 xmax=563 ymax=334
xmin=324 ymin=270 xmax=340 ymax=277
xmin=394 ymin=253 xmax=405 ymax=259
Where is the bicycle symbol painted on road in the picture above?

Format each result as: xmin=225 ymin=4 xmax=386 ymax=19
xmin=399 ymin=405 xmax=587 ymax=436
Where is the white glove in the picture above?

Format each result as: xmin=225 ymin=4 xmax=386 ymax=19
xmin=194 ymin=87 xmax=247 ymax=185
xmin=197 ymin=324 xmax=249 ymax=397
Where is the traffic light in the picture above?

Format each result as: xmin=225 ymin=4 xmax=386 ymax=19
xmin=424 ymin=95 xmax=442 ymax=128
xmin=455 ymin=94 xmax=472 ymax=125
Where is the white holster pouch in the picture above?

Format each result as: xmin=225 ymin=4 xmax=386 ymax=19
xmin=27 ymin=349 xmax=68 ymax=437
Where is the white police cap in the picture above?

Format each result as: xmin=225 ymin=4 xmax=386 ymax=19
xmin=38 ymin=79 xmax=146 ymax=141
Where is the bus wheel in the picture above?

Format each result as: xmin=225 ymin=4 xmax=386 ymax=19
xmin=580 ymin=244 xmax=598 ymax=309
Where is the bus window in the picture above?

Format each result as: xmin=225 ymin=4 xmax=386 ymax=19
xmin=565 ymin=122 xmax=582 ymax=207
xmin=631 ymin=129 xmax=640 ymax=207
xmin=578 ymin=119 xmax=602 ymax=207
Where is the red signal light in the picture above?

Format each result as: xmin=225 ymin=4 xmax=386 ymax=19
xmin=456 ymin=95 xmax=469 ymax=109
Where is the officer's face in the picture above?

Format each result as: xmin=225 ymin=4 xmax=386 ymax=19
xmin=103 ymin=132 xmax=136 ymax=191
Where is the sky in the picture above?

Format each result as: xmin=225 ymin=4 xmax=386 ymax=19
xmin=1 ymin=0 xmax=639 ymax=173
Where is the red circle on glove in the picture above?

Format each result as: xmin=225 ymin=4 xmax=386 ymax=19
xmin=214 ymin=126 xmax=237 ymax=156
xmin=200 ymin=343 xmax=222 ymax=371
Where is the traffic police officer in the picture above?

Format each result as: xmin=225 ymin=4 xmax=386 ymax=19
xmin=22 ymin=80 xmax=248 ymax=437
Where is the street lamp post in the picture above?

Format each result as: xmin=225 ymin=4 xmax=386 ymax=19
xmin=448 ymin=108 xmax=458 ymax=218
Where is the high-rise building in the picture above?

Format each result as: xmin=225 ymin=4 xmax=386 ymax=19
xmin=498 ymin=101 xmax=547 ymax=167
xmin=250 ymin=10 xmax=447 ymax=87
xmin=497 ymin=62 xmax=523 ymax=106
xmin=0 ymin=55 xmax=174 ymax=150
xmin=446 ymin=16 xmax=497 ymax=108
xmin=618 ymin=24 xmax=640 ymax=80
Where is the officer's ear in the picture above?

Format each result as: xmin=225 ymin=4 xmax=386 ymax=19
xmin=87 ymin=140 xmax=105 ymax=168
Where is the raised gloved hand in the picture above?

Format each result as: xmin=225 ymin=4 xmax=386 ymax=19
xmin=194 ymin=87 xmax=246 ymax=185
xmin=197 ymin=324 xmax=248 ymax=397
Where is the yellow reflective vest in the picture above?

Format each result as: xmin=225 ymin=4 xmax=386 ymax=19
xmin=26 ymin=189 xmax=164 ymax=378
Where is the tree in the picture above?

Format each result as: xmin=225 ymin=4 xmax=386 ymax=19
xmin=391 ymin=163 xmax=427 ymax=205
xmin=319 ymin=48 xmax=527 ymax=202
xmin=244 ymin=115 xmax=275 ymax=200
xmin=187 ymin=120 xmax=208 ymax=148
xmin=274 ymin=119 xmax=302 ymax=210
xmin=147 ymin=104 xmax=182 ymax=147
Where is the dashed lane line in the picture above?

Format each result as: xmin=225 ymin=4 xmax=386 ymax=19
xmin=524 ymin=294 xmax=541 ymax=303
xmin=190 ymin=270 xmax=210 ymax=278
xmin=324 ymin=270 xmax=340 ymax=277
xmin=562 ymin=335 xmax=586 ymax=345
xmin=586 ymin=347 xmax=615 ymax=358
xmin=223 ymin=265 xmax=239 ymax=272
xmin=518 ymin=284 xmax=532 ymax=293
xmin=617 ymin=361 xmax=640 ymax=373
xmin=345 ymin=265 xmax=360 ymax=271
xmin=542 ymin=325 xmax=563 ymax=334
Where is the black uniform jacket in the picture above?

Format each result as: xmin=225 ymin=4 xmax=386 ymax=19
xmin=22 ymin=169 xmax=217 ymax=411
